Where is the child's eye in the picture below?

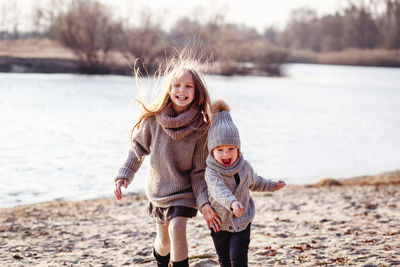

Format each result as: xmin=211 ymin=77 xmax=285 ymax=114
xmin=228 ymin=147 xmax=236 ymax=151
xmin=173 ymin=83 xmax=180 ymax=87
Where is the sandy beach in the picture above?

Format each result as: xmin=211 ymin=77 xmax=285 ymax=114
xmin=1 ymin=171 xmax=400 ymax=267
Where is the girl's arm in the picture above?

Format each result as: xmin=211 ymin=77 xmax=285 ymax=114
xmin=115 ymin=118 xmax=152 ymax=185
xmin=190 ymin=132 xmax=210 ymax=209
xmin=190 ymin=133 xmax=222 ymax=231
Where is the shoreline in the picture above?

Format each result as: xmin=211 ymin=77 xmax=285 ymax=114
xmin=0 ymin=56 xmax=132 ymax=76
xmin=2 ymin=169 xmax=399 ymax=210
xmin=1 ymin=171 xmax=400 ymax=266
xmin=1 ymin=52 xmax=400 ymax=77
xmin=1 ymin=38 xmax=400 ymax=77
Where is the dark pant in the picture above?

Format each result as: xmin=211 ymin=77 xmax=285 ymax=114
xmin=210 ymin=224 xmax=251 ymax=267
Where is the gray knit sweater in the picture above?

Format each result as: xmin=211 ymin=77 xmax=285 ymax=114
xmin=116 ymin=115 xmax=209 ymax=210
xmin=205 ymin=155 xmax=277 ymax=232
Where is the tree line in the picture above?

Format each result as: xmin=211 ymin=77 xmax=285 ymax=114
xmin=0 ymin=0 xmax=399 ymax=75
xmin=266 ymin=0 xmax=400 ymax=51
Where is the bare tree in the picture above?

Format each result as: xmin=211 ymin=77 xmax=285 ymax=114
xmin=0 ymin=1 xmax=21 ymax=40
xmin=283 ymin=7 xmax=319 ymax=50
xmin=319 ymin=13 xmax=344 ymax=51
xmin=168 ymin=12 xmax=227 ymax=59
xmin=0 ymin=2 xmax=10 ymax=40
xmin=274 ymin=1 xmax=388 ymax=52
xmin=342 ymin=4 xmax=379 ymax=48
xmin=168 ymin=17 xmax=203 ymax=48
xmin=118 ymin=11 xmax=168 ymax=74
xmin=380 ymin=0 xmax=400 ymax=48
xmin=50 ymin=0 xmax=121 ymax=73
xmin=10 ymin=1 xmax=20 ymax=39
xmin=31 ymin=0 xmax=66 ymax=36
xmin=264 ymin=26 xmax=279 ymax=45
xmin=243 ymin=39 xmax=290 ymax=76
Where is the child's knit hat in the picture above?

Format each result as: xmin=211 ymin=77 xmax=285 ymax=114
xmin=208 ymin=100 xmax=241 ymax=152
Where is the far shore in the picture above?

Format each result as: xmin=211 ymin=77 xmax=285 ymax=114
xmin=1 ymin=38 xmax=400 ymax=76
xmin=2 ymin=54 xmax=399 ymax=77
xmin=1 ymin=170 xmax=399 ymax=266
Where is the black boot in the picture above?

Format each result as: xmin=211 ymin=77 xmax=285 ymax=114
xmin=170 ymin=258 xmax=189 ymax=267
xmin=153 ymin=248 xmax=170 ymax=267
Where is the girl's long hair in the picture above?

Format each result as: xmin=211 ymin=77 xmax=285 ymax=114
xmin=130 ymin=48 xmax=213 ymax=144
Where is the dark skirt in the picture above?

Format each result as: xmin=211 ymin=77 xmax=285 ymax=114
xmin=148 ymin=202 xmax=198 ymax=224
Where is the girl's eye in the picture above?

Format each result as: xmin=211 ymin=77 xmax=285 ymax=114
xmin=228 ymin=147 xmax=235 ymax=151
xmin=173 ymin=83 xmax=180 ymax=87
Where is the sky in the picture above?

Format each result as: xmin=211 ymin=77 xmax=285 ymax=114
xmin=100 ymin=0 xmax=347 ymax=31
xmin=3 ymin=0 xmax=348 ymax=33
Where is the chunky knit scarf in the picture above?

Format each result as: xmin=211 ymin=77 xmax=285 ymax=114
xmin=156 ymin=104 xmax=204 ymax=140
xmin=206 ymin=154 xmax=244 ymax=177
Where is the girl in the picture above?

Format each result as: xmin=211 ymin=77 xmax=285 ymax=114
xmin=205 ymin=100 xmax=286 ymax=267
xmin=114 ymin=54 xmax=221 ymax=267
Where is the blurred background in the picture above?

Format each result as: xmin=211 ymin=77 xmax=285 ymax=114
xmin=1 ymin=0 xmax=400 ymax=74
xmin=1 ymin=0 xmax=399 ymax=207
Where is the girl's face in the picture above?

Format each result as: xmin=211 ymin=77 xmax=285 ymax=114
xmin=212 ymin=145 xmax=239 ymax=167
xmin=169 ymin=71 xmax=195 ymax=114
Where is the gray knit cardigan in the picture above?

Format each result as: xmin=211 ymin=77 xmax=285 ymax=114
xmin=205 ymin=159 xmax=277 ymax=232
xmin=115 ymin=116 xmax=209 ymax=210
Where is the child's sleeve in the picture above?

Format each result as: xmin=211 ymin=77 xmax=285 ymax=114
xmin=115 ymin=119 xmax=152 ymax=185
xmin=205 ymin=168 xmax=237 ymax=211
xmin=248 ymin=164 xmax=277 ymax=192
xmin=190 ymin=132 xmax=210 ymax=210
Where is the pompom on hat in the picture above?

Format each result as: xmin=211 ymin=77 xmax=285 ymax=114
xmin=208 ymin=99 xmax=240 ymax=152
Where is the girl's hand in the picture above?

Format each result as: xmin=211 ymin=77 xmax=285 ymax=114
xmin=276 ymin=180 xmax=286 ymax=191
xmin=231 ymin=201 xmax=244 ymax=217
xmin=114 ymin=178 xmax=128 ymax=200
xmin=201 ymin=203 xmax=222 ymax=232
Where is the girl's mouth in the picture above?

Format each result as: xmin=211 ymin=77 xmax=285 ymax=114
xmin=222 ymin=158 xmax=232 ymax=166
xmin=176 ymin=95 xmax=188 ymax=101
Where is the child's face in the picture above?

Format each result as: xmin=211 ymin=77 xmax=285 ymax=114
xmin=212 ymin=145 xmax=239 ymax=167
xmin=169 ymin=71 xmax=195 ymax=114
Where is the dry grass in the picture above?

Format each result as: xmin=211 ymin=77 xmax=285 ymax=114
xmin=314 ymin=170 xmax=400 ymax=187
xmin=289 ymin=49 xmax=400 ymax=67
xmin=0 ymin=38 xmax=133 ymax=74
xmin=0 ymin=38 xmax=76 ymax=59
xmin=0 ymin=38 xmax=128 ymax=65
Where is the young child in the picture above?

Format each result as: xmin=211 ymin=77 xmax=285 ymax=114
xmin=114 ymin=54 xmax=221 ymax=267
xmin=205 ymin=100 xmax=286 ymax=267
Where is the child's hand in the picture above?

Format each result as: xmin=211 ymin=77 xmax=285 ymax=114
xmin=231 ymin=201 xmax=244 ymax=217
xmin=276 ymin=180 xmax=286 ymax=191
xmin=114 ymin=178 xmax=128 ymax=200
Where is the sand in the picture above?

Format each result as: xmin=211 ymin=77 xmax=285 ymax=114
xmin=1 ymin=172 xmax=400 ymax=267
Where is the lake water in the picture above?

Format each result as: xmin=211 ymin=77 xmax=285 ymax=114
xmin=1 ymin=63 xmax=399 ymax=208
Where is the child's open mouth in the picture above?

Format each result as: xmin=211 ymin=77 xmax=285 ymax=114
xmin=176 ymin=95 xmax=188 ymax=101
xmin=222 ymin=158 xmax=232 ymax=166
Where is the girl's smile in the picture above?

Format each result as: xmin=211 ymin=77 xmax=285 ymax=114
xmin=176 ymin=95 xmax=189 ymax=100
xmin=170 ymin=71 xmax=195 ymax=114
xmin=212 ymin=145 xmax=239 ymax=167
